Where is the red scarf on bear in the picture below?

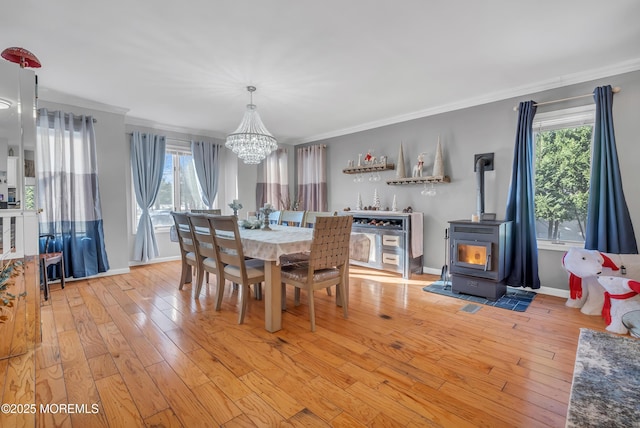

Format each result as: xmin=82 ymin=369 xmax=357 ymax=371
xmin=602 ymin=279 xmax=640 ymax=325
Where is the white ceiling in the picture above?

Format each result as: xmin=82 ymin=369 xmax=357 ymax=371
xmin=2 ymin=1 xmax=640 ymax=144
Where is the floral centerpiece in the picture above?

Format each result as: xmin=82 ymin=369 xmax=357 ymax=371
xmin=228 ymin=199 xmax=243 ymax=217
xmin=0 ymin=259 xmax=25 ymax=324
xmin=260 ymin=203 xmax=276 ymax=230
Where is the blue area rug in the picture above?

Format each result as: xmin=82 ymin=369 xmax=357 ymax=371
xmin=422 ymin=280 xmax=536 ymax=312
xmin=566 ymin=329 xmax=640 ymax=427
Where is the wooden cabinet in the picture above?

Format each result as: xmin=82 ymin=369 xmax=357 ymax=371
xmin=346 ymin=211 xmax=423 ymax=278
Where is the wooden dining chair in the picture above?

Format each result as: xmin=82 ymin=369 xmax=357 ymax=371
xmin=280 ymin=211 xmax=336 ymax=297
xmin=301 ymin=211 xmax=323 ymax=228
xmin=268 ymin=211 xmax=281 ymax=225
xmin=187 ymin=213 xmax=219 ymax=298
xmin=209 ymin=215 xmax=265 ymax=324
xmin=281 ymin=215 xmax=352 ymax=331
xmin=279 ymin=210 xmax=306 ymax=227
xmin=170 ymin=211 xmax=198 ymax=291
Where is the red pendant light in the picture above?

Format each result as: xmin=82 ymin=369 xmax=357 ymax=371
xmin=1 ymin=47 xmax=41 ymax=68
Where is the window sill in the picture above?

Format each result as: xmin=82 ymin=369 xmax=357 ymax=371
xmin=536 ymin=240 xmax=583 ymax=252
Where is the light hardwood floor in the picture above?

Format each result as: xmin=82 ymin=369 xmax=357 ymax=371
xmin=1 ymin=260 xmax=606 ymax=427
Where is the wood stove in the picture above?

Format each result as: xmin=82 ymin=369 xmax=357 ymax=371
xmin=448 ymin=219 xmax=512 ymax=300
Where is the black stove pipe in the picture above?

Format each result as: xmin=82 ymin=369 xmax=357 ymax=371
xmin=475 ymin=156 xmax=489 ymax=218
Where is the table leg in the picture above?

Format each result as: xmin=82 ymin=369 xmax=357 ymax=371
xmin=264 ymin=260 xmax=282 ymax=332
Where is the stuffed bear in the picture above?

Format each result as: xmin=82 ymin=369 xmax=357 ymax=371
xmin=562 ymin=247 xmax=619 ymax=314
xmin=596 ymin=276 xmax=640 ymax=334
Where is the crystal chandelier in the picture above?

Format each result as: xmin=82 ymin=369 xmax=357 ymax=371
xmin=225 ymin=86 xmax=277 ymax=164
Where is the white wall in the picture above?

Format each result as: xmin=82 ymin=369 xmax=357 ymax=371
xmin=305 ymin=70 xmax=640 ymax=293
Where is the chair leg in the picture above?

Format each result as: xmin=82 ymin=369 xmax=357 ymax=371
xmin=238 ymin=284 xmax=249 ymax=324
xmin=294 ymin=288 xmax=301 ymax=306
xmin=326 ymin=287 xmax=332 ymax=296
xmin=194 ymin=265 xmax=204 ymax=298
xmin=253 ymin=283 xmax=262 ymax=300
xmin=59 ymin=260 xmax=66 ymax=290
xmin=337 ymin=284 xmax=348 ymax=319
xmin=41 ymin=259 xmax=49 ymax=301
xmin=179 ymin=263 xmax=191 ymax=290
xmin=281 ymin=282 xmax=287 ymax=311
xmin=215 ymin=277 xmax=225 ymax=311
xmin=308 ymin=288 xmax=316 ymax=332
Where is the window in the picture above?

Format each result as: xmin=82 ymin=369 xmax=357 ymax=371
xmin=133 ymin=147 xmax=206 ymax=230
xmin=534 ymin=105 xmax=595 ymax=244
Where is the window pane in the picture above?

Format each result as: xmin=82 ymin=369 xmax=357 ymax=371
xmin=178 ymin=154 xmax=205 ymax=210
xmin=534 ymin=125 xmax=592 ymax=242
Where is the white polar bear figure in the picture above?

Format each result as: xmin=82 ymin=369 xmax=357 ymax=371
xmin=596 ymin=276 xmax=640 ymax=334
xmin=562 ymin=248 xmax=619 ymax=314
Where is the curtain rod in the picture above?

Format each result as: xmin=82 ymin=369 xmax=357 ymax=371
xmin=43 ymin=110 xmax=97 ymax=123
xmin=513 ymin=86 xmax=621 ymax=111
xmin=125 ymin=133 xmax=193 ymax=144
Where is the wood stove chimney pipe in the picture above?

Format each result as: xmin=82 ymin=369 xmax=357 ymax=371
xmin=474 ymin=153 xmax=494 ymax=218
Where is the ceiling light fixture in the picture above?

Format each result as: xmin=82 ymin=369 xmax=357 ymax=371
xmin=0 ymin=99 xmax=11 ymax=110
xmin=225 ymin=86 xmax=277 ymax=164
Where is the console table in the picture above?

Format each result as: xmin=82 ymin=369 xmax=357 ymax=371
xmin=345 ymin=211 xmax=423 ymax=279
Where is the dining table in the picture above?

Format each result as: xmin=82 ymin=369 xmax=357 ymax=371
xmin=172 ymin=220 xmax=363 ymax=332
xmin=238 ymin=224 xmax=315 ymax=332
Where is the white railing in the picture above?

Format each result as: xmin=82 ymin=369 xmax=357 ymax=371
xmin=0 ymin=211 xmax=38 ymax=259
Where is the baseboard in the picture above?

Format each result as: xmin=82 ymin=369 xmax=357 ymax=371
xmin=421 ymin=266 xmax=570 ymax=298
xmin=129 ymin=256 xmax=181 ymax=266
xmin=422 ymin=266 xmax=442 ymax=275
xmin=50 ymin=267 xmax=131 ymax=284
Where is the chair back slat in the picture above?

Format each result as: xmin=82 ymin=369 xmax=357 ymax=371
xmin=308 ymin=216 xmax=352 ymax=270
xmin=171 ymin=211 xmax=196 ymax=254
xmin=303 ymin=211 xmax=331 ymax=228
xmin=209 ymin=216 xmax=246 ymax=268
xmin=191 ymin=209 xmax=222 ymax=215
xmin=268 ymin=211 xmax=281 ymax=224
xmin=187 ymin=213 xmax=216 ymax=260
xmin=279 ymin=210 xmax=306 ymax=227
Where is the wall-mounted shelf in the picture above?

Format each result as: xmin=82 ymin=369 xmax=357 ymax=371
xmin=343 ymin=163 xmax=395 ymax=174
xmin=386 ymin=175 xmax=450 ymax=185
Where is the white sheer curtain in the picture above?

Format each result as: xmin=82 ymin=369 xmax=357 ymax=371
xmin=257 ymin=148 xmax=289 ymax=209
xmin=297 ymin=145 xmax=327 ymax=211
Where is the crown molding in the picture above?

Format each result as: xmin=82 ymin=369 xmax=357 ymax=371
xmin=38 ymin=86 xmax=130 ymax=115
xmin=298 ymin=57 xmax=640 ymax=144
xmin=125 ymin=116 xmax=226 ymax=140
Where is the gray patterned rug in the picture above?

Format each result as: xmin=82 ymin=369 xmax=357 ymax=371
xmin=566 ymin=329 xmax=640 ymax=427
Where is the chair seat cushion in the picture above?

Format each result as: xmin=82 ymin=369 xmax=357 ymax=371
xmin=185 ymin=252 xmax=197 ymax=263
xmin=202 ymin=257 xmax=218 ymax=270
xmin=281 ymin=266 xmax=341 ymax=282
xmin=224 ymin=259 xmax=264 ymax=280
xmin=280 ymin=252 xmax=310 ymax=267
